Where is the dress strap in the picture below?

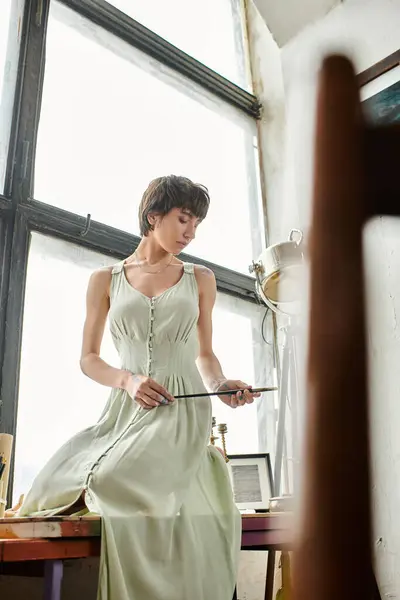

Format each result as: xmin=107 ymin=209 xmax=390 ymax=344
xmin=110 ymin=261 xmax=125 ymax=301
xmin=183 ymin=262 xmax=195 ymax=274
xmin=111 ymin=260 xmax=124 ymax=275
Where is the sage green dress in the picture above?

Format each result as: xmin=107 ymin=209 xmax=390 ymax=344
xmin=19 ymin=261 xmax=241 ymax=600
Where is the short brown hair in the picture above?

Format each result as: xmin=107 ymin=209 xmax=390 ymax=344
xmin=138 ymin=175 xmax=210 ymax=236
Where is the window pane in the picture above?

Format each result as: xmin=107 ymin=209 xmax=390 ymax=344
xmin=211 ymin=293 xmax=275 ymax=456
xmin=0 ymin=0 xmax=24 ymax=193
xmin=14 ymin=234 xmax=118 ymax=503
xmin=14 ymin=233 xmax=272 ymax=503
xmin=34 ymin=2 xmax=262 ymax=274
xmin=108 ymin=0 xmax=249 ymax=89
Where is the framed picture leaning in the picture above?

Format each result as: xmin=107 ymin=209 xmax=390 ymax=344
xmin=227 ymin=453 xmax=273 ymax=512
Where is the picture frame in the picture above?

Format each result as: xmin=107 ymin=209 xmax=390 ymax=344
xmin=359 ymin=49 xmax=400 ymax=126
xmin=226 ymin=453 xmax=273 ymax=512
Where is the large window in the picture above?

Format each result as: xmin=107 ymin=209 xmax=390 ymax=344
xmin=0 ymin=0 xmax=271 ymax=505
xmin=14 ymin=233 xmax=271 ymax=503
xmin=108 ymin=0 xmax=249 ymax=89
xmin=34 ymin=2 xmax=262 ymax=274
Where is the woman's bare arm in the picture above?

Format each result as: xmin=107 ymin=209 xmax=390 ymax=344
xmin=80 ymin=268 xmax=131 ymax=390
xmin=195 ymin=266 xmax=227 ymax=391
xmin=195 ymin=265 xmax=259 ymax=408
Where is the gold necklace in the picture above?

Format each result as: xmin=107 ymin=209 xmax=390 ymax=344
xmin=133 ymin=251 xmax=173 ymax=274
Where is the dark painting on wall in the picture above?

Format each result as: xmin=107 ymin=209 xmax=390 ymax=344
xmin=362 ymin=79 xmax=400 ymax=125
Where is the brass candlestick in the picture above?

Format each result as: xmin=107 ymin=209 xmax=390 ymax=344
xmin=210 ymin=416 xmax=219 ymax=446
xmin=217 ymin=423 xmax=229 ymax=462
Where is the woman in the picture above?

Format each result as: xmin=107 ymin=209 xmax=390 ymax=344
xmin=19 ymin=175 xmax=259 ymax=600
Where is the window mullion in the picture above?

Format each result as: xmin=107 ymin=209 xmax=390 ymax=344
xmin=17 ymin=199 xmax=258 ymax=302
xmin=0 ymin=209 xmax=29 ymax=504
xmin=7 ymin=0 xmax=50 ymax=204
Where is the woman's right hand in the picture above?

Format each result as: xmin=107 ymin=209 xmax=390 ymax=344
xmin=125 ymin=373 xmax=174 ymax=410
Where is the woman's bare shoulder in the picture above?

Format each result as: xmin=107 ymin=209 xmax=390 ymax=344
xmin=193 ymin=264 xmax=216 ymax=295
xmin=194 ymin=264 xmax=215 ymax=280
xmin=87 ymin=266 xmax=114 ymax=297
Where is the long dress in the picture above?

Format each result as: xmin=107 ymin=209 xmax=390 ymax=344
xmin=19 ymin=260 xmax=242 ymax=600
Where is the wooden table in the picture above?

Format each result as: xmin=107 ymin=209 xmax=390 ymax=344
xmin=0 ymin=513 xmax=292 ymax=600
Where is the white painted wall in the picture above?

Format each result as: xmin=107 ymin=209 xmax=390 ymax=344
xmin=281 ymin=0 xmax=400 ymax=235
xmin=253 ymin=0 xmax=340 ymax=47
xmin=275 ymin=0 xmax=400 ymax=597
xmin=246 ymin=0 xmax=288 ymax=247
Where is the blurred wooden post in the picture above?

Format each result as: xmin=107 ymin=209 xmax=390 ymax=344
xmin=292 ymin=55 xmax=372 ymax=600
xmin=293 ymin=50 xmax=400 ymax=599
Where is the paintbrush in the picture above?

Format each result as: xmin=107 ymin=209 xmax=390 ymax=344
xmin=174 ymin=386 xmax=277 ymax=399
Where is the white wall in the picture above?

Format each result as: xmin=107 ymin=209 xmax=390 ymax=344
xmin=246 ymin=0 xmax=290 ymax=247
xmin=277 ymin=0 xmax=400 ymax=597
xmin=281 ymin=0 xmax=400 ymax=234
xmin=253 ymin=0 xmax=340 ymax=47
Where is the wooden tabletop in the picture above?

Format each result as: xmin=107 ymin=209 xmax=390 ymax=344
xmin=0 ymin=513 xmax=293 ymax=563
xmin=0 ymin=515 xmax=102 ymax=540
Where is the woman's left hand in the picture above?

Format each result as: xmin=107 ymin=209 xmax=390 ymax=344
xmin=215 ymin=379 xmax=261 ymax=408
